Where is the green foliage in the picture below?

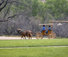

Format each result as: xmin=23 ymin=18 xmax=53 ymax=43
xmin=10 ymin=3 xmax=24 ymax=15
xmin=32 ymin=0 xmax=38 ymax=16
xmin=31 ymin=0 xmax=68 ymax=21
xmin=44 ymin=0 xmax=68 ymax=20
xmin=1 ymin=0 xmax=68 ymax=22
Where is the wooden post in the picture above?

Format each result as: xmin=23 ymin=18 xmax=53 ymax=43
xmin=50 ymin=21 xmax=68 ymax=23
xmin=51 ymin=22 xmax=53 ymax=30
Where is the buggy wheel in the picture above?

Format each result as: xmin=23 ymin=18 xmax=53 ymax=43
xmin=51 ymin=31 xmax=56 ymax=39
xmin=48 ymin=31 xmax=56 ymax=39
xmin=48 ymin=34 xmax=53 ymax=39
xmin=36 ymin=32 xmax=43 ymax=39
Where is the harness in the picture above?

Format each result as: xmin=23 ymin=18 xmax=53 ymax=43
xmin=19 ymin=30 xmax=22 ymax=34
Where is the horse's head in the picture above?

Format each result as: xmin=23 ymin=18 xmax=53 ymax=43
xmin=17 ymin=29 xmax=22 ymax=34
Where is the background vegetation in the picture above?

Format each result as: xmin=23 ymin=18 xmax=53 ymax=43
xmin=0 ymin=0 xmax=68 ymax=37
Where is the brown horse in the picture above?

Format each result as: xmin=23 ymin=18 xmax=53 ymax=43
xmin=17 ymin=29 xmax=32 ymax=39
xmin=25 ymin=30 xmax=33 ymax=39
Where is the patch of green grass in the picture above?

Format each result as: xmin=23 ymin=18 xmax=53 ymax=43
xmin=0 ymin=47 xmax=68 ymax=57
xmin=0 ymin=39 xmax=68 ymax=47
xmin=0 ymin=38 xmax=68 ymax=57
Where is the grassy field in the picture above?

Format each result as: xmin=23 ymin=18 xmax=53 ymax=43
xmin=0 ymin=39 xmax=68 ymax=47
xmin=0 ymin=47 xmax=68 ymax=57
xmin=0 ymin=38 xmax=68 ymax=57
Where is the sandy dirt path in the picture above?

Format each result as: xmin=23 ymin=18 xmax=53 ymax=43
xmin=0 ymin=36 xmax=48 ymax=40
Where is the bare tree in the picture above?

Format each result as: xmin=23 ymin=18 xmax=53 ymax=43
xmin=0 ymin=0 xmax=8 ymax=12
xmin=0 ymin=0 xmax=22 ymax=22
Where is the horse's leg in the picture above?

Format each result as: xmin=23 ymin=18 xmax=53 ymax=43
xmin=31 ymin=36 xmax=32 ymax=39
xmin=25 ymin=36 xmax=26 ymax=39
xmin=29 ymin=34 xmax=32 ymax=39
xmin=24 ymin=36 xmax=26 ymax=39
xmin=29 ymin=37 xmax=30 ymax=39
xmin=30 ymin=34 xmax=32 ymax=39
xmin=30 ymin=36 xmax=32 ymax=39
xmin=21 ymin=34 xmax=22 ymax=39
xmin=21 ymin=36 xmax=22 ymax=39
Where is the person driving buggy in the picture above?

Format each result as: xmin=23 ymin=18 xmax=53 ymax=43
xmin=41 ymin=25 xmax=46 ymax=32
xmin=46 ymin=26 xmax=51 ymax=33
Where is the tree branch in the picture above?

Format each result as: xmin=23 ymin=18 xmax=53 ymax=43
xmin=0 ymin=12 xmax=28 ymax=22
xmin=0 ymin=0 xmax=8 ymax=12
xmin=7 ymin=1 xmax=22 ymax=5
xmin=0 ymin=0 xmax=4 ymax=6
xmin=4 ymin=3 xmax=11 ymax=19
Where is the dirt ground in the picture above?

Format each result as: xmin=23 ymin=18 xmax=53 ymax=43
xmin=0 ymin=36 xmax=48 ymax=40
